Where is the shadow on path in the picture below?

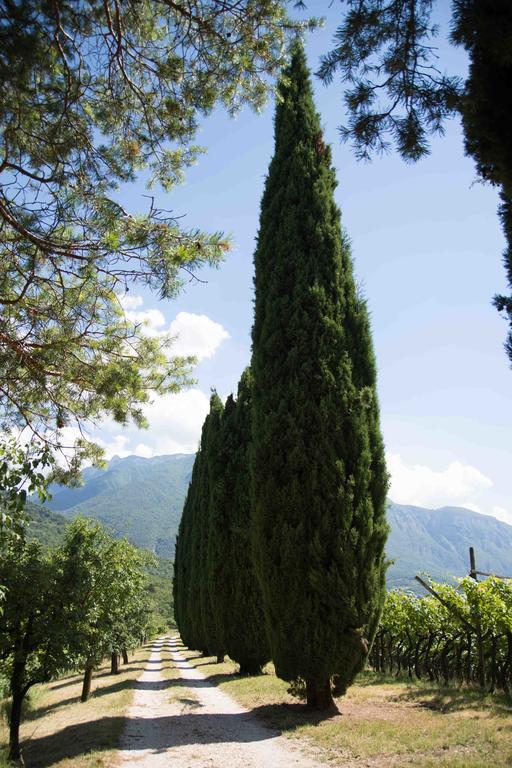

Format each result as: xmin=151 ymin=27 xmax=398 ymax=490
xmin=24 ymin=709 xmax=278 ymax=767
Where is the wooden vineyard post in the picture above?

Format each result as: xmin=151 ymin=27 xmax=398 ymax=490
xmin=469 ymin=547 xmax=486 ymax=690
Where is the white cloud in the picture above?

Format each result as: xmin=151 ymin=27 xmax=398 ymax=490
xmin=491 ymin=505 xmax=512 ymax=526
xmin=95 ymin=433 xmax=132 ymax=459
xmin=86 ymin=298 xmax=229 ymax=459
xmin=117 ymin=293 xmax=143 ymax=310
xmin=387 ymin=453 xmax=493 ymax=509
xmin=92 ymin=388 xmax=210 ymax=459
xmin=461 ymin=501 xmax=481 ymax=514
xmin=169 ymin=312 xmax=230 ymax=362
xmin=118 ymin=296 xmax=230 ymax=359
xmin=124 ymin=307 xmax=166 ymax=333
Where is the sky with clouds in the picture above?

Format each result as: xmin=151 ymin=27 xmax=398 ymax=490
xmin=85 ymin=5 xmax=511 ymax=526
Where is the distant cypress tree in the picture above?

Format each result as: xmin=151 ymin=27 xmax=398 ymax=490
xmin=200 ymin=392 xmax=225 ymax=661
xmin=208 ymin=369 xmax=270 ymax=674
xmin=174 ymin=455 xmax=200 ymax=648
xmin=251 ymin=42 xmax=389 ymax=710
xmin=180 ymin=409 xmax=213 ymax=653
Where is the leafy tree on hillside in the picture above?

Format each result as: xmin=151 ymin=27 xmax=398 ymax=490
xmin=57 ymin=518 xmax=149 ymax=701
xmin=0 ymin=539 xmax=73 ymax=761
xmin=0 ymin=517 xmax=150 ymax=760
xmin=0 ymin=439 xmax=51 ymax=539
xmin=251 ymin=42 xmax=389 ymax=710
xmin=0 ymin=1 xmax=316 ymax=479
xmin=317 ymin=0 xmax=512 ymax=364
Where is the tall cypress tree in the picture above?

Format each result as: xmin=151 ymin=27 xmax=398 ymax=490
xmin=200 ymin=391 xmax=225 ymax=661
xmin=174 ymin=393 xmax=226 ymax=658
xmin=178 ymin=422 xmax=208 ymax=652
xmin=251 ymin=42 xmax=388 ymax=710
xmin=207 ymin=369 xmax=270 ymax=674
xmin=174 ymin=454 xmax=199 ymax=648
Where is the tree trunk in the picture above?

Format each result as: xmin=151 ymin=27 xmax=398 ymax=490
xmin=489 ymin=637 xmax=497 ymax=693
xmin=238 ymin=661 xmax=263 ymax=676
xmin=305 ymin=678 xmax=337 ymax=711
xmin=122 ymin=648 xmax=129 ymax=665
xmin=81 ymin=665 xmax=94 ymax=702
xmin=111 ymin=652 xmax=119 ymax=675
xmin=476 ymin=627 xmax=486 ymax=689
xmin=216 ymin=655 xmax=225 ymax=664
xmin=8 ymin=678 xmax=25 ymax=762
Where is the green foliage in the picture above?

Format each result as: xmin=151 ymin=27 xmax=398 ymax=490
xmin=0 ymin=439 xmax=51 ymax=539
xmin=317 ymin=0 xmax=462 ymax=161
xmin=145 ymin=556 xmax=174 ymax=633
xmin=0 ymin=540 xmax=72 ymax=686
xmin=176 ymin=384 xmax=269 ymax=669
xmin=57 ymin=518 xmax=150 ymax=669
xmin=23 ymin=502 xmax=68 ymax=549
xmin=251 ymin=42 xmax=389 ymax=707
xmin=0 ymin=515 xmax=151 ymax=758
xmin=173 ymin=469 xmax=195 ymax=647
xmin=0 ymin=1 xmax=317 ymax=473
xmin=451 ymin=0 xmax=512 ymax=364
xmin=0 ymin=537 xmax=78 ymax=759
xmin=318 ymin=0 xmax=512 ymax=365
xmin=371 ymin=577 xmax=512 ymax=691
xmin=22 ymin=501 xmax=173 ymax=631
xmin=207 ymin=370 xmax=270 ymax=673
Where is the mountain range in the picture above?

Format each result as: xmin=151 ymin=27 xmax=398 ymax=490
xmin=36 ymin=453 xmax=512 ymax=590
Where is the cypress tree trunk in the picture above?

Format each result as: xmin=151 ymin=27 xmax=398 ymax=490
xmin=81 ymin=664 xmax=94 ymax=702
xmin=239 ymin=660 xmax=264 ymax=676
xmin=305 ymin=678 xmax=335 ymax=711
xmin=122 ymin=648 xmax=129 ymax=665
xmin=251 ymin=42 xmax=388 ymax=709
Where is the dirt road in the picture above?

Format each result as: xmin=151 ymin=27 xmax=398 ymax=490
xmin=118 ymin=636 xmax=322 ymax=768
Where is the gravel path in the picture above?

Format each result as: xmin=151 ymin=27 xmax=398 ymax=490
xmin=118 ymin=635 xmax=323 ymax=767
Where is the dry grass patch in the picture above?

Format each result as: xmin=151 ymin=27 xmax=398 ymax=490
xmin=0 ymin=643 xmax=153 ymax=768
xmin=180 ymin=647 xmax=512 ymax=768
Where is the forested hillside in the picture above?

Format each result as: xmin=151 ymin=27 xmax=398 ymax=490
xmin=40 ymin=454 xmax=194 ymax=557
xmin=387 ymin=502 xmax=512 ymax=587
xmin=36 ymin=454 xmax=512 ymax=589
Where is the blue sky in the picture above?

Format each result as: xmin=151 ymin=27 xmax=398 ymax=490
xmin=88 ymin=5 xmax=512 ymax=524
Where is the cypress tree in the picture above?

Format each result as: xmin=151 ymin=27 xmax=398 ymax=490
xmin=174 ymin=456 xmax=199 ymax=648
xmin=174 ymin=393 xmax=226 ymax=658
xmin=251 ymin=42 xmax=388 ymax=710
xmin=179 ymin=407 xmax=213 ymax=653
xmin=207 ymin=369 xmax=270 ymax=674
xmin=200 ymin=392 xmax=225 ymax=661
